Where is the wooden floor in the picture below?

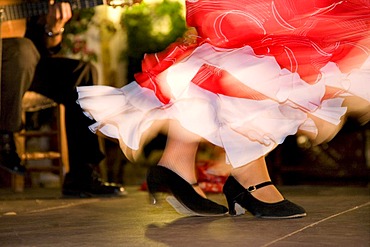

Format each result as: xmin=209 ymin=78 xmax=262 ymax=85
xmin=0 ymin=185 xmax=369 ymax=247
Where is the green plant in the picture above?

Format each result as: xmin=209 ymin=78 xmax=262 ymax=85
xmin=120 ymin=0 xmax=187 ymax=79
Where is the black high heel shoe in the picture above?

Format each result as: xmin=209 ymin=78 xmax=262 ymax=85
xmin=223 ymin=176 xmax=306 ymax=219
xmin=147 ymin=165 xmax=228 ymax=216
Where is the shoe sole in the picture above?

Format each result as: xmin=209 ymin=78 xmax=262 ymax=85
xmin=166 ymin=196 xmax=228 ymax=217
xmin=231 ymin=202 xmax=307 ymax=219
xmin=257 ymin=213 xmax=307 ymax=219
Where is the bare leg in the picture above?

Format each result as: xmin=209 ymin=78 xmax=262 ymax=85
xmin=299 ymin=95 xmax=369 ymax=145
xmin=300 ymin=114 xmax=345 ymax=145
xmin=158 ymin=120 xmax=206 ymax=197
xmin=342 ymin=96 xmax=369 ymax=125
xmin=231 ymin=156 xmax=284 ymax=203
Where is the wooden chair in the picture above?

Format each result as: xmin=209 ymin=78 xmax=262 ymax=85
xmin=12 ymin=91 xmax=69 ymax=192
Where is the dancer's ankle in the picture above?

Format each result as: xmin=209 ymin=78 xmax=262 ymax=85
xmin=230 ymin=159 xmax=285 ymax=203
xmin=231 ymin=174 xmax=284 ymax=203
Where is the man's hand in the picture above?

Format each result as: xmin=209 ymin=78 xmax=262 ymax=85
xmin=44 ymin=0 xmax=72 ymax=47
xmin=46 ymin=0 xmax=72 ymax=33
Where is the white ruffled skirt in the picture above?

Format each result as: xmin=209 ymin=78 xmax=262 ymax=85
xmin=77 ymin=43 xmax=369 ymax=167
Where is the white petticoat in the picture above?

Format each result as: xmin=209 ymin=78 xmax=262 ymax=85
xmin=77 ymin=44 xmax=369 ymax=167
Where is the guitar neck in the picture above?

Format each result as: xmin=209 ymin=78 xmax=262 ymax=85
xmin=0 ymin=0 xmax=104 ymax=22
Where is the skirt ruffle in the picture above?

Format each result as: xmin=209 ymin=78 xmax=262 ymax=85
xmin=77 ymin=43 xmax=369 ymax=167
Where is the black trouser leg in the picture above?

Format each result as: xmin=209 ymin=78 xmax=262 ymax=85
xmin=1 ymin=38 xmax=39 ymax=131
xmin=29 ymin=57 xmax=104 ymax=181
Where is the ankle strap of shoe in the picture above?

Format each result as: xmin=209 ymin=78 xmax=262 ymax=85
xmin=246 ymin=181 xmax=273 ymax=193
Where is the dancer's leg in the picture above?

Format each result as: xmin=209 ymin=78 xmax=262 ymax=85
xmin=299 ymin=95 xmax=369 ymax=145
xmin=158 ymin=120 xmax=206 ymax=197
xmin=342 ymin=96 xmax=369 ymax=125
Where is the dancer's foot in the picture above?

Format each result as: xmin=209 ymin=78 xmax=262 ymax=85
xmin=191 ymin=183 xmax=207 ymax=198
xmin=223 ymin=176 xmax=306 ymax=218
xmin=225 ymin=157 xmax=306 ymax=218
xmin=147 ymin=165 xmax=228 ymax=216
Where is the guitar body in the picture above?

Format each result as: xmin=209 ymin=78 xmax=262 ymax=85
xmin=1 ymin=0 xmax=26 ymax=38
xmin=1 ymin=19 xmax=26 ymax=38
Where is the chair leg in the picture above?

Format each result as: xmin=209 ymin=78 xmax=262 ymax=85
xmin=58 ymin=104 xmax=69 ymax=186
xmin=13 ymin=125 xmax=26 ymax=193
xmin=11 ymin=174 xmax=25 ymax=192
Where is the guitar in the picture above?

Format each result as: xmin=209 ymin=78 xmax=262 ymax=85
xmin=0 ymin=0 xmax=139 ymax=38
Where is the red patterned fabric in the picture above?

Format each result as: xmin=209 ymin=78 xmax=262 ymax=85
xmin=135 ymin=0 xmax=370 ymax=102
xmin=135 ymin=42 xmax=198 ymax=104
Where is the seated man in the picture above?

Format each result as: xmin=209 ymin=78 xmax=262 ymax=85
xmin=0 ymin=1 xmax=125 ymax=197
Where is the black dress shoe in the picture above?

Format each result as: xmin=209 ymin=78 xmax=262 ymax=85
xmin=223 ymin=176 xmax=306 ymax=219
xmin=0 ymin=131 xmax=26 ymax=175
xmin=147 ymin=165 xmax=228 ymax=216
xmin=62 ymin=172 xmax=127 ymax=198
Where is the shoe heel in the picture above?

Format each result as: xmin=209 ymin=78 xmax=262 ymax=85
xmin=148 ymin=192 xmax=157 ymax=205
xmin=147 ymin=182 xmax=160 ymax=204
xmin=226 ymin=196 xmax=237 ymax=216
xmin=226 ymin=195 xmax=246 ymax=216
xmin=146 ymin=167 xmax=166 ymax=205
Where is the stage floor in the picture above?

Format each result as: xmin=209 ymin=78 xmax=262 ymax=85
xmin=0 ymin=185 xmax=369 ymax=247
